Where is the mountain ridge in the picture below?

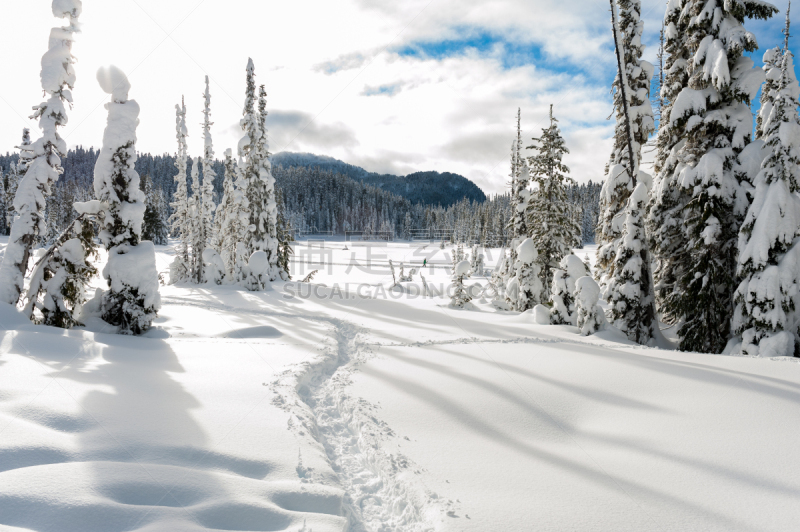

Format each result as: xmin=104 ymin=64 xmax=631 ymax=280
xmin=271 ymin=152 xmax=487 ymax=207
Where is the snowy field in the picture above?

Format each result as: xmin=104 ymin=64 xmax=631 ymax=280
xmin=1 ymin=237 xmax=800 ymax=532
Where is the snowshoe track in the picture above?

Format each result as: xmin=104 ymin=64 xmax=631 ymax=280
xmin=162 ymin=297 xmax=439 ymax=531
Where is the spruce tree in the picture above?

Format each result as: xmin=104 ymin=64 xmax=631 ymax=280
xmin=142 ymin=174 xmax=168 ymax=245
xmin=647 ymin=0 xmax=694 ymax=322
xmin=733 ymin=31 xmax=800 ymax=357
xmin=169 ymin=97 xmax=191 ymax=283
xmin=0 ymin=1 xmax=82 ymax=305
xmin=212 ymin=149 xmax=248 ymax=279
xmin=240 ymin=60 xmax=280 ymax=285
xmin=189 ymin=157 xmax=204 ymax=283
xmin=200 ymin=76 xmax=217 ymax=281
xmin=93 ymin=66 xmax=160 ymax=335
xmin=666 ymin=0 xmax=777 ymax=353
xmin=526 ymin=106 xmax=579 ymax=298
xmin=596 ymin=0 xmax=655 ymax=289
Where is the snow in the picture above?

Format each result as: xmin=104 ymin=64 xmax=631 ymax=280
xmin=516 ymin=238 xmax=537 ymax=264
xmin=1 ymin=238 xmax=800 ymax=531
xmin=102 ymin=242 xmax=162 ymax=311
xmin=96 ymin=65 xmax=131 ymax=102
xmin=454 ymin=259 xmax=471 ymax=276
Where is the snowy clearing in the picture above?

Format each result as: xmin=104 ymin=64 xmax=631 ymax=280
xmin=1 ymin=239 xmax=800 ymax=532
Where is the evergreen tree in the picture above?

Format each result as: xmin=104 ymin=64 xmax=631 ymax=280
xmin=606 ymin=183 xmax=657 ymax=343
xmin=169 ymin=97 xmax=191 ymax=283
xmin=93 ymin=66 xmax=160 ymax=335
xmin=25 ymin=216 xmax=97 ymax=328
xmin=142 ymin=174 xmax=168 ymax=245
xmin=507 ymin=238 xmax=543 ymax=311
xmin=276 ymin=189 xmax=294 ymax=281
xmin=596 ymin=0 xmax=655 ymax=289
xmin=189 ymin=157 xmax=204 ymax=283
xmin=550 ymin=254 xmax=589 ymax=326
xmin=0 ymin=172 xmax=7 ymax=236
xmin=240 ymin=60 xmax=279 ymax=285
xmin=665 ymin=0 xmax=777 ymax=353
xmin=213 ymin=149 xmax=248 ymax=279
xmin=526 ymin=106 xmax=579 ymax=298
xmin=200 ymin=76 xmax=217 ymax=282
xmin=575 ymin=276 xmax=607 ymax=336
xmin=0 ymin=1 xmax=82 ymax=306
xmin=733 ymin=32 xmax=800 ymax=357
xmin=648 ymin=0 xmax=694 ymax=322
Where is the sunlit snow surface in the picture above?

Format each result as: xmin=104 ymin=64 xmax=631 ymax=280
xmin=1 ymin=237 xmax=799 ymax=532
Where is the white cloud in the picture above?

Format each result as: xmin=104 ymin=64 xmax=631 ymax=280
xmin=0 ymin=0 xmax=790 ymax=197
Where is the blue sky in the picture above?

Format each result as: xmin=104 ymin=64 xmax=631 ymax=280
xmin=0 ymin=0 xmax=796 ymax=195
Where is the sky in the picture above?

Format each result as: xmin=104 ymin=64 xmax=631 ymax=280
xmin=0 ymin=0 xmax=796 ymax=196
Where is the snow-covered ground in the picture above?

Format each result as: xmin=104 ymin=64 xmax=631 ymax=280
xmin=1 ymin=238 xmax=800 ymax=532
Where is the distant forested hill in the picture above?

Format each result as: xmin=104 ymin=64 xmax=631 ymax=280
xmin=271 ymin=152 xmax=486 ymax=207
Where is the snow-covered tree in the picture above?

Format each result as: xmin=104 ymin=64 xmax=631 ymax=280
xmin=550 ymin=254 xmax=590 ymax=326
xmin=648 ymin=0 xmax=695 ymax=321
xmin=188 ymin=157 xmax=204 ymax=283
xmin=507 ymin=238 xmax=543 ymax=311
xmin=169 ymin=97 xmax=191 ymax=283
xmin=212 ymin=149 xmax=248 ymax=279
xmin=596 ymin=0 xmax=655 ymax=288
xmin=0 ymin=174 xmax=7 ymax=236
xmin=142 ymin=174 xmax=168 ymax=245
xmin=526 ymin=106 xmax=579 ymax=298
xmin=200 ymin=76 xmax=217 ymax=282
xmin=450 ymin=260 xmax=473 ymax=308
xmin=606 ymin=183 xmax=657 ymax=343
xmin=509 ymin=109 xmax=529 ymax=249
xmin=575 ymin=276 xmax=607 ymax=336
xmin=275 ymin=188 xmax=294 ymax=281
xmin=240 ymin=60 xmax=280 ymax=284
xmin=24 ymin=215 xmax=97 ymax=328
xmin=733 ymin=41 xmax=800 ymax=357
xmin=93 ymin=66 xmax=160 ymax=335
xmin=663 ymin=0 xmax=777 ymax=353
xmin=0 ymin=1 xmax=82 ymax=306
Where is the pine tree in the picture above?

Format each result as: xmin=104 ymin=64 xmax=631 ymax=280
xmin=212 ymin=149 xmax=248 ymax=279
xmin=25 ymin=216 xmax=97 ymax=328
xmin=526 ymin=106 xmax=579 ymax=298
xmin=507 ymin=238 xmax=543 ymax=311
xmin=93 ymin=66 xmax=160 ymax=335
xmin=189 ymin=157 xmax=204 ymax=283
xmin=240 ymin=60 xmax=280 ymax=285
xmin=200 ymin=76 xmax=217 ymax=282
xmin=451 ymin=260 xmax=473 ymax=308
xmin=142 ymin=174 xmax=168 ymax=245
xmin=575 ymin=276 xmax=607 ymax=336
xmin=0 ymin=173 xmax=7 ymax=236
xmin=647 ymin=0 xmax=694 ymax=322
xmin=733 ymin=25 xmax=800 ymax=357
xmin=276 ymin=189 xmax=294 ymax=281
xmin=507 ymin=109 xmax=529 ymax=261
xmin=596 ymin=0 xmax=655 ymax=288
xmin=665 ymin=0 xmax=777 ymax=353
xmin=169 ymin=97 xmax=191 ymax=283
xmin=550 ymin=254 xmax=589 ymax=326
xmin=0 ymin=1 xmax=82 ymax=305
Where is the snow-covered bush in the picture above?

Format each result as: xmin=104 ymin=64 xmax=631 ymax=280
xmin=0 ymin=1 xmax=82 ymax=305
xmin=450 ymin=260 xmax=472 ymax=308
xmin=575 ymin=276 xmax=606 ymax=336
xmin=93 ymin=66 xmax=160 ymax=335
xmin=243 ymin=250 xmax=271 ymax=291
xmin=550 ymin=254 xmax=589 ymax=326
xmin=202 ymin=248 xmax=226 ymax=286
